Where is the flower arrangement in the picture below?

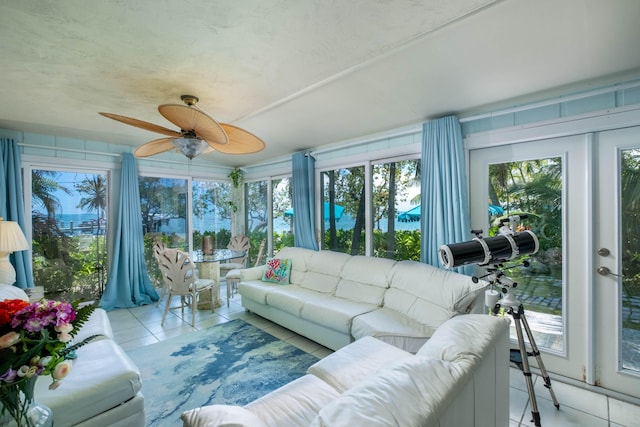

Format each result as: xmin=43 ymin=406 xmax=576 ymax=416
xmin=0 ymin=298 xmax=98 ymax=426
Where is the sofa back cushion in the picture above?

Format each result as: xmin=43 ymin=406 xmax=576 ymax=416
xmin=301 ymin=250 xmax=352 ymax=293
xmin=334 ymin=256 xmax=396 ymax=305
xmin=273 ymin=247 xmax=315 ymax=286
xmin=310 ymin=357 xmax=471 ymax=427
xmin=384 ymin=260 xmax=485 ymax=329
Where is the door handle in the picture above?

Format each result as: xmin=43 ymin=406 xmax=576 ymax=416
xmin=597 ymin=266 xmax=623 ymax=278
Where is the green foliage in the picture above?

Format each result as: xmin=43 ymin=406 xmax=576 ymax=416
xmin=372 ymin=229 xmax=421 ymax=261
xmin=272 ymin=231 xmax=294 ymax=254
xmin=228 ymin=168 xmax=243 ymax=188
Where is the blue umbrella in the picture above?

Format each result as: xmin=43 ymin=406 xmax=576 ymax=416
xmin=398 ymin=204 xmax=504 ymax=222
xmin=284 ymin=202 xmax=345 ymax=221
xmin=398 ymin=205 xmax=421 ymax=222
xmin=488 ymin=205 xmax=504 ymax=216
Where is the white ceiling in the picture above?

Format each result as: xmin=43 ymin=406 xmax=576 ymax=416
xmin=1 ymin=0 xmax=640 ymax=167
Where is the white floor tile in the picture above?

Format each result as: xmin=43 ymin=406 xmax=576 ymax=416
xmin=118 ymin=334 xmax=160 ymax=351
xmin=112 ymin=323 xmax=153 ymax=343
xmin=519 ymin=396 xmax=608 ymax=427
xmin=609 ymin=397 xmax=640 ymax=427
xmin=510 ymin=387 xmax=529 ymax=425
xmin=533 ymin=378 xmax=608 ymax=420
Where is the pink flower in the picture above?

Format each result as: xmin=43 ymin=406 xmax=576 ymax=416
xmin=57 ymin=332 xmax=72 ymax=343
xmin=52 ymin=360 xmax=73 ymax=381
xmin=55 ymin=323 xmax=73 ymax=334
xmin=0 ymin=331 xmax=20 ymax=349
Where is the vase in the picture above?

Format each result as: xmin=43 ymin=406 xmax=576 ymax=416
xmin=0 ymin=378 xmax=53 ymax=427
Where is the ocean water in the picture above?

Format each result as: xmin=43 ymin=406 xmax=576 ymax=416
xmin=40 ymin=212 xmax=420 ymax=235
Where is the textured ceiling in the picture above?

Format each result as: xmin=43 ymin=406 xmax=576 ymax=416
xmin=1 ymin=0 xmax=640 ymax=167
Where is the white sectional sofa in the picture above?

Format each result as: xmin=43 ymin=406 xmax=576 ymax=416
xmin=182 ymin=314 xmax=510 ymax=427
xmin=237 ymin=247 xmax=487 ymax=352
xmin=0 ymin=285 xmax=145 ymax=427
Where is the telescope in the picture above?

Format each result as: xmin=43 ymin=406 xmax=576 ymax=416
xmin=439 ymin=216 xmax=539 ymax=269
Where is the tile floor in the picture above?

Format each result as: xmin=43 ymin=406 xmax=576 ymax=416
xmin=107 ymin=286 xmax=640 ymax=427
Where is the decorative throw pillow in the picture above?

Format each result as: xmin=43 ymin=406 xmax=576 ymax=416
xmin=262 ymin=258 xmax=292 ymax=284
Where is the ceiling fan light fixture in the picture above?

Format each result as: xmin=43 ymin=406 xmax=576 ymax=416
xmin=172 ymin=137 xmax=209 ymax=159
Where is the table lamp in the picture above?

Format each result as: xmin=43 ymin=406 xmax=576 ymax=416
xmin=0 ymin=217 xmax=30 ymax=285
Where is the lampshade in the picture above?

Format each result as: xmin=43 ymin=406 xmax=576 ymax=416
xmin=0 ymin=218 xmax=29 ymax=252
xmin=0 ymin=217 xmax=29 ymax=286
xmin=172 ymin=138 xmax=211 ymax=160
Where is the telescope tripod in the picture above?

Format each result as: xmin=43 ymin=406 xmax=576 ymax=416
xmin=493 ymin=302 xmax=560 ymax=426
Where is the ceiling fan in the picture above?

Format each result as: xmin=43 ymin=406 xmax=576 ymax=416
xmin=99 ymin=95 xmax=265 ymax=159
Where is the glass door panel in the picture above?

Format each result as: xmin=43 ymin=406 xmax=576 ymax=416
xmin=469 ymin=135 xmax=589 ymax=382
xmin=595 ymin=126 xmax=640 ymax=396
xmin=31 ymin=169 xmax=108 ymax=301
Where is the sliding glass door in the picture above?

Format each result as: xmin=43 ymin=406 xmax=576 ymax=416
xmin=31 ymin=168 xmax=108 ymax=301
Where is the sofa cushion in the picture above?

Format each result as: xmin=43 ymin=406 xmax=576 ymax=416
xmin=245 ymin=374 xmax=340 ymax=427
xmin=351 ymin=307 xmax=435 ymax=353
xmin=36 ymin=338 xmax=142 ymax=427
xmin=334 ymin=256 xmax=396 ymax=305
xmin=273 ymin=247 xmax=316 ymax=285
xmin=262 ymin=257 xmax=292 ymax=284
xmin=265 ymin=286 xmax=328 ymax=316
xmin=181 ymin=405 xmax=268 ymax=427
xmin=384 ymin=260 xmax=485 ymax=329
xmin=238 ymin=280 xmax=280 ymax=304
xmin=307 ymin=336 xmax=412 ymax=393
xmin=300 ymin=296 xmax=378 ymax=334
xmin=300 ymin=250 xmax=351 ymax=293
xmin=310 ymin=357 xmax=471 ymax=427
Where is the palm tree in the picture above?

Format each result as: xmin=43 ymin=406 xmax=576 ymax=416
xmin=75 ymin=175 xmax=108 ymax=294
xmin=75 ymin=175 xmax=107 ymax=231
xmin=32 ymin=170 xmax=69 ymax=219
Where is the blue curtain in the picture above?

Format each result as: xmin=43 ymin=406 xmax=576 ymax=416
xmin=420 ymin=116 xmax=473 ymax=275
xmin=0 ymin=139 xmax=33 ymax=288
xmin=291 ymin=152 xmax=318 ymax=250
xmin=100 ymin=153 xmax=158 ymax=310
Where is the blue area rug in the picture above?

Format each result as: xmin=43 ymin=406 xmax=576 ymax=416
xmin=126 ymin=319 xmax=319 ymax=426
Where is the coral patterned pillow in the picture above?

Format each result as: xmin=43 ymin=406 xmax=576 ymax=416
xmin=262 ymin=258 xmax=292 ymax=284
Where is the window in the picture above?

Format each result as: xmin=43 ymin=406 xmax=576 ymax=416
xmin=31 ymin=169 xmax=108 ymax=301
xmin=139 ymin=176 xmax=187 ymax=285
xmin=245 ymin=180 xmax=268 ymax=264
xmin=321 ymin=166 xmax=366 ymax=255
xmin=192 ymin=179 xmax=232 ymax=254
xmin=272 ymin=177 xmax=294 ymax=253
xmin=372 ymin=159 xmax=421 ymax=260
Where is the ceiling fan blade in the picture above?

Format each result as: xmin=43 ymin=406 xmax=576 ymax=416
xmin=213 ymin=124 xmax=266 ymax=154
xmin=158 ymin=104 xmax=228 ymax=145
xmin=99 ymin=112 xmax=182 ymax=138
xmin=133 ymin=137 xmax=176 ymax=158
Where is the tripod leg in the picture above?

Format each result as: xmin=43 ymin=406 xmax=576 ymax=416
xmin=520 ymin=309 xmax=561 ymax=409
xmin=512 ymin=308 xmax=542 ymax=426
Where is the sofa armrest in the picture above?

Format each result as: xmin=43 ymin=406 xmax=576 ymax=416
xmin=240 ymin=266 xmax=264 ymax=281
